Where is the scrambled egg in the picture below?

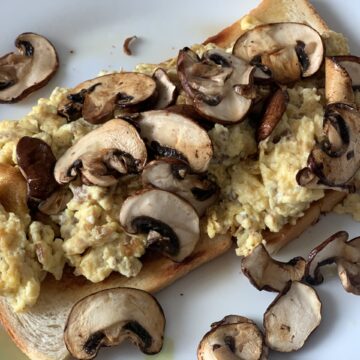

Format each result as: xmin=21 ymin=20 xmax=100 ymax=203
xmin=0 ymin=24 xmax=355 ymax=311
xmin=0 ymin=89 xmax=146 ymax=311
xmin=206 ymin=87 xmax=326 ymax=254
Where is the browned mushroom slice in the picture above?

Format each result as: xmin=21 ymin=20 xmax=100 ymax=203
xmin=142 ymin=159 xmax=218 ymax=216
xmin=177 ymin=47 xmax=255 ymax=124
xmin=306 ymin=231 xmax=349 ymax=285
xmin=335 ymin=55 xmax=360 ymax=89
xmin=241 ymin=244 xmax=305 ymax=292
xmin=0 ymin=32 xmax=58 ymax=103
xmin=308 ymin=103 xmax=360 ymax=187
xmin=58 ymin=72 xmax=157 ymax=124
xmin=325 ymin=57 xmax=355 ymax=106
xmin=233 ymin=23 xmax=324 ymax=84
xmin=16 ymin=136 xmax=59 ymax=203
xmin=337 ymin=236 xmax=360 ymax=295
xmin=264 ymin=281 xmax=322 ymax=352
xmin=152 ymin=68 xmax=177 ymax=109
xmin=54 ymin=119 xmax=147 ymax=186
xmin=305 ymin=230 xmax=360 ymax=294
xmin=198 ymin=315 xmax=268 ymax=360
xmin=38 ymin=186 xmax=73 ymax=215
xmin=0 ymin=163 xmax=28 ymax=218
xmin=64 ymin=287 xmax=165 ymax=360
xmin=257 ymin=88 xmax=288 ymax=141
xmin=119 ymin=189 xmax=200 ymax=262
xmin=297 ymin=101 xmax=360 ymax=190
xmin=137 ymin=110 xmax=213 ymax=173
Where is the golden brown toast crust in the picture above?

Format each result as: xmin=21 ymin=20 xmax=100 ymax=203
xmin=204 ymin=0 xmax=329 ymax=47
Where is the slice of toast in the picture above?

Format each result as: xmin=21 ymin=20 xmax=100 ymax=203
xmin=0 ymin=0 xmax=348 ymax=359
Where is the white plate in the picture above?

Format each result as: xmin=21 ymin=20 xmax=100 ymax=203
xmin=1 ymin=1 xmax=360 ymax=359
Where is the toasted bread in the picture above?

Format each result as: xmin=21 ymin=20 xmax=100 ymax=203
xmin=0 ymin=0 xmax=348 ymax=359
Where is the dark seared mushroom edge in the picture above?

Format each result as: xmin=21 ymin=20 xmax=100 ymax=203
xmin=241 ymin=243 xmax=306 ymax=292
xmin=64 ymin=287 xmax=165 ymax=360
xmin=16 ymin=136 xmax=59 ymax=205
xmin=0 ymin=32 xmax=59 ymax=103
xmin=305 ymin=231 xmax=360 ymax=294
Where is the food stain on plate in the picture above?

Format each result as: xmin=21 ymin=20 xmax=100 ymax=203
xmin=0 ymin=326 xmax=28 ymax=360
xmin=144 ymin=337 xmax=174 ymax=360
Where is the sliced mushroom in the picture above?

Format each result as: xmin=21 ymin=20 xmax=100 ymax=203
xmin=305 ymin=231 xmax=360 ymax=294
xmin=337 ymin=236 xmax=360 ymax=295
xmin=297 ymin=103 xmax=360 ymax=189
xmin=0 ymin=163 xmax=28 ymax=218
xmin=64 ymin=287 xmax=165 ymax=360
xmin=198 ymin=315 xmax=268 ymax=360
xmin=325 ymin=57 xmax=355 ymax=106
xmin=264 ymin=281 xmax=322 ymax=352
xmin=54 ymin=119 xmax=147 ymax=186
xmin=233 ymin=23 xmax=324 ymax=84
xmin=166 ymin=104 xmax=215 ymax=131
xmin=257 ymin=88 xmax=288 ymax=141
xmin=38 ymin=186 xmax=73 ymax=215
xmin=335 ymin=55 xmax=360 ymax=89
xmin=177 ymin=47 xmax=255 ymax=124
xmin=58 ymin=72 xmax=157 ymax=124
xmin=0 ymin=32 xmax=58 ymax=103
xmin=152 ymin=68 xmax=177 ymax=109
xmin=241 ymin=244 xmax=305 ymax=292
xmin=137 ymin=110 xmax=213 ymax=173
xmin=119 ymin=189 xmax=200 ymax=262
xmin=16 ymin=136 xmax=58 ymax=204
xmin=142 ymin=159 xmax=218 ymax=216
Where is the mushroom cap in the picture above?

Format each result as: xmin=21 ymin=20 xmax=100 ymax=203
xmin=142 ymin=159 xmax=218 ymax=216
xmin=137 ymin=110 xmax=213 ymax=173
xmin=16 ymin=136 xmax=58 ymax=202
xmin=305 ymin=230 xmax=360 ymax=294
xmin=0 ymin=163 xmax=28 ymax=218
xmin=263 ymin=281 xmax=322 ymax=352
xmin=241 ymin=244 xmax=305 ymax=292
xmin=335 ymin=55 xmax=360 ymax=88
xmin=177 ymin=47 xmax=255 ymax=124
xmin=198 ymin=315 xmax=267 ymax=360
xmin=152 ymin=68 xmax=177 ymax=109
xmin=0 ymin=32 xmax=58 ymax=103
xmin=307 ymin=103 xmax=360 ymax=187
xmin=233 ymin=22 xmax=324 ymax=84
xmin=54 ymin=119 xmax=147 ymax=186
xmin=58 ymin=72 xmax=157 ymax=124
xmin=337 ymin=236 xmax=360 ymax=295
xmin=64 ymin=287 xmax=165 ymax=360
xmin=325 ymin=57 xmax=355 ymax=106
xmin=119 ymin=188 xmax=200 ymax=262
xmin=305 ymin=231 xmax=349 ymax=285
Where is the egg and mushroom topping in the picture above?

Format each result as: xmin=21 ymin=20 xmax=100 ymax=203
xmin=0 ymin=20 xmax=355 ymax=311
